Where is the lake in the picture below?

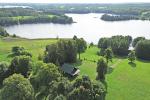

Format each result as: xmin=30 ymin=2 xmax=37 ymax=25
xmin=5 ymin=13 xmax=150 ymax=44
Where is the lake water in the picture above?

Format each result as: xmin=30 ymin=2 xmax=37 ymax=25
xmin=5 ymin=13 xmax=150 ymax=44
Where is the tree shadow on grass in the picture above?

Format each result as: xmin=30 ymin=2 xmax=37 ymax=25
xmin=128 ymin=62 xmax=136 ymax=68
xmin=7 ymin=53 xmax=15 ymax=58
xmin=136 ymin=58 xmax=150 ymax=63
xmin=107 ymin=67 xmax=114 ymax=74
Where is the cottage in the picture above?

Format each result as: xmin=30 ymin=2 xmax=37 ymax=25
xmin=61 ymin=63 xmax=80 ymax=76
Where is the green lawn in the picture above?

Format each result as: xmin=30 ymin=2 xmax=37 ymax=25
xmin=0 ymin=37 xmax=57 ymax=62
xmin=79 ymin=46 xmax=150 ymax=100
xmin=0 ymin=37 xmax=150 ymax=100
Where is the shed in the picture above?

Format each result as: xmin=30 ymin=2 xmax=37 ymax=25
xmin=61 ymin=63 xmax=80 ymax=76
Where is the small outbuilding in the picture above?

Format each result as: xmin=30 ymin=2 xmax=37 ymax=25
xmin=61 ymin=63 xmax=80 ymax=76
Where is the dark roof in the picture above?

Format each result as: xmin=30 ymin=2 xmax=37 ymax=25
xmin=61 ymin=63 xmax=80 ymax=76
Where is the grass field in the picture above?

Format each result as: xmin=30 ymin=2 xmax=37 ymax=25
xmin=0 ymin=37 xmax=57 ymax=62
xmin=11 ymin=14 xmax=56 ymax=20
xmin=0 ymin=37 xmax=150 ymax=100
xmin=79 ymin=46 xmax=150 ymax=100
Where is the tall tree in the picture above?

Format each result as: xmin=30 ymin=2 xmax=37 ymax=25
xmin=30 ymin=62 xmax=61 ymax=100
xmin=0 ymin=74 xmax=34 ymax=100
xmin=76 ymin=38 xmax=87 ymax=60
xmin=96 ymin=58 xmax=108 ymax=80
xmin=104 ymin=48 xmax=113 ymax=63
xmin=128 ymin=51 xmax=136 ymax=63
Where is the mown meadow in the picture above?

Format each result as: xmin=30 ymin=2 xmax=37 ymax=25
xmin=0 ymin=37 xmax=150 ymax=100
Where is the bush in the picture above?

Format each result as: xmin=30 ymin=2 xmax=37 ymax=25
xmin=135 ymin=40 xmax=150 ymax=60
xmin=11 ymin=46 xmax=32 ymax=57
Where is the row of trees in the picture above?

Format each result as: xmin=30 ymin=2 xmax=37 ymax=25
xmin=98 ymin=35 xmax=132 ymax=56
xmin=98 ymin=36 xmax=150 ymax=61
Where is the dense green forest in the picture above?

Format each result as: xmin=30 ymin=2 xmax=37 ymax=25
xmin=0 ymin=8 xmax=73 ymax=26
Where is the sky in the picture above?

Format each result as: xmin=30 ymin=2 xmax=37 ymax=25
xmin=0 ymin=0 xmax=150 ymax=3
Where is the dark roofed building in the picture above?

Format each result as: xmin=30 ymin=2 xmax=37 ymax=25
xmin=61 ymin=63 xmax=80 ymax=76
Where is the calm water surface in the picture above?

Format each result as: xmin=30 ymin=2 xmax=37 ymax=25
xmin=5 ymin=13 xmax=150 ymax=43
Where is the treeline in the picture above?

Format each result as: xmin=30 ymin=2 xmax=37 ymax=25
xmin=101 ymin=14 xmax=139 ymax=21
xmin=0 ymin=15 xmax=73 ymax=26
xmin=27 ymin=3 xmax=149 ymax=15
xmin=98 ymin=35 xmax=150 ymax=60
xmin=98 ymin=35 xmax=132 ymax=56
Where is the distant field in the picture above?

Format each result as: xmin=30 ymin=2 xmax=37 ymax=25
xmin=0 ymin=37 xmax=150 ymax=100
